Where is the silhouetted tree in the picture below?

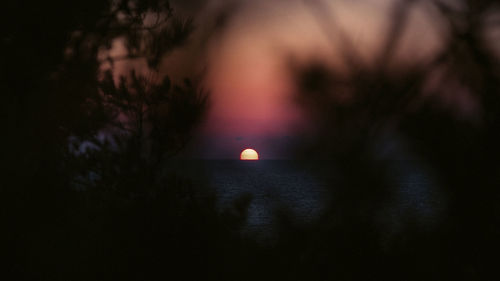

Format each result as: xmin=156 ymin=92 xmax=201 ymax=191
xmin=0 ymin=1 xmax=227 ymax=280
xmin=277 ymin=0 xmax=500 ymax=280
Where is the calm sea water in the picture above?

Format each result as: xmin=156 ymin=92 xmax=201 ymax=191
xmin=207 ymin=161 xmax=331 ymax=234
xmin=177 ymin=160 xmax=445 ymax=238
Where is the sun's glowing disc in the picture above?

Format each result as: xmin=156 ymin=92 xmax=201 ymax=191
xmin=240 ymin=148 xmax=259 ymax=160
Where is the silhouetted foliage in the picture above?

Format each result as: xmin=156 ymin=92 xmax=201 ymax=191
xmin=1 ymin=1 xmax=236 ymax=280
xmin=275 ymin=0 xmax=500 ymax=280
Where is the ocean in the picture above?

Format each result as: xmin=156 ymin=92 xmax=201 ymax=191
xmin=175 ymin=159 xmax=445 ymax=239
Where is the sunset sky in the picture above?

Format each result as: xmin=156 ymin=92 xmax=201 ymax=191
xmin=106 ymin=0 xmax=471 ymax=159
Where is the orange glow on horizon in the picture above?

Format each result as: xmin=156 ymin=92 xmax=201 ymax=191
xmin=240 ymin=148 xmax=259 ymax=160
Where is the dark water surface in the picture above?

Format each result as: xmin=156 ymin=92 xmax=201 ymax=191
xmin=207 ymin=160 xmax=331 ymax=235
xmin=175 ymin=160 xmax=445 ymax=238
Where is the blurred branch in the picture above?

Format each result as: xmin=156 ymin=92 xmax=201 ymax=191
xmin=302 ymin=0 xmax=364 ymax=71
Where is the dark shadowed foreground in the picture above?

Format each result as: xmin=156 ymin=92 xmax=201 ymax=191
xmin=3 ymin=0 xmax=500 ymax=280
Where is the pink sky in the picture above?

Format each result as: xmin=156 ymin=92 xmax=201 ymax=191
xmin=195 ymin=0 xmax=443 ymax=159
xmin=105 ymin=0 xmax=448 ymax=159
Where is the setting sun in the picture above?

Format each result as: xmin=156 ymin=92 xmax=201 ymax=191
xmin=240 ymin=148 xmax=259 ymax=160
